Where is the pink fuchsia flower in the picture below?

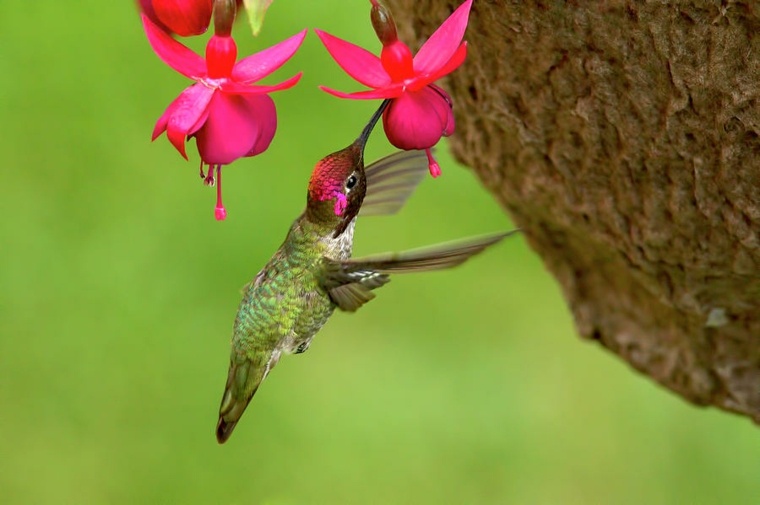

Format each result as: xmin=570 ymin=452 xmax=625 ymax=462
xmin=315 ymin=0 xmax=472 ymax=177
xmin=137 ymin=0 xmax=212 ymax=37
xmin=142 ymin=13 xmax=306 ymax=220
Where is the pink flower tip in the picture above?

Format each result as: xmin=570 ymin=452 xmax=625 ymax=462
xmin=425 ymin=148 xmax=442 ymax=177
xmin=428 ymin=161 xmax=442 ymax=178
xmin=215 ymin=205 xmax=227 ymax=220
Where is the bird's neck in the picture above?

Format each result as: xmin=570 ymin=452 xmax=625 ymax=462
xmin=288 ymin=212 xmax=356 ymax=261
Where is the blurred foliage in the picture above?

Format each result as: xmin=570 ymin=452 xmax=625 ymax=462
xmin=1 ymin=1 xmax=758 ymax=504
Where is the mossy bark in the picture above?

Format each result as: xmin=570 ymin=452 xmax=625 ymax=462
xmin=387 ymin=0 xmax=760 ymax=421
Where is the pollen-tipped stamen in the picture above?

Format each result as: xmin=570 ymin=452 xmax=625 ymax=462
xmin=203 ymin=168 xmax=215 ymax=186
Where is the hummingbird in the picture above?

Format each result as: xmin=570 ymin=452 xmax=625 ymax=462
xmin=216 ymin=100 xmax=516 ymax=443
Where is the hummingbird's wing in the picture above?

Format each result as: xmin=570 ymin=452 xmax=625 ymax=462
xmin=320 ymin=266 xmax=390 ymax=312
xmin=360 ymin=150 xmax=429 ymax=217
xmin=321 ymin=230 xmax=518 ymax=312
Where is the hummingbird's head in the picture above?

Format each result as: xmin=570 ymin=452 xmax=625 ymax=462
xmin=306 ymin=100 xmax=389 ymax=237
xmin=307 ymin=142 xmax=367 ymax=236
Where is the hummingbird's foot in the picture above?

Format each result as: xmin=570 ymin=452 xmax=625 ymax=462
xmin=294 ymin=341 xmax=311 ymax=354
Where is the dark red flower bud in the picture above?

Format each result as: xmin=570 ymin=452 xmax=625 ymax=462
xmin=136 ymin=0 xmax=171 ymax=32
xmin=152 ymin=0 xmax=213 ymax=37
xmin=212 ymin=0 xmax=237 ymax=37
xmin=370 ymin=1 xmax=398 ymax=46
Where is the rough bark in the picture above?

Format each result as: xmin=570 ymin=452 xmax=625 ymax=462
xmin=386 ymin=0 xmax=760 ymax=421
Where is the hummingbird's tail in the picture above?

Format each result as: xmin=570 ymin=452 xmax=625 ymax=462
xmin=216 ymin=413 xmax=241 ymax=444
xmin=216 ymin=356 xmax=265 ymax=444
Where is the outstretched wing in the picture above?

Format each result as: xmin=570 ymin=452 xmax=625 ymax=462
xmin=320 ymin=263 xmax=390 ymax=312
xmin=321 ymin=230 xmax=518 ymax=312
xmin=346 ymin=231 xmax=516 ymax=273
xmin=360 ymin=150 xmax=429 ymax=217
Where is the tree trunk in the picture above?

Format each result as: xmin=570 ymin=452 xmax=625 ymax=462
xmin=387 ymin=0 xmax=760 ymax=421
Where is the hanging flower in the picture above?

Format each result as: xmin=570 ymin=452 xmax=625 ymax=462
xmin=315 ymin=0 xmax=472 ymax=177
xmin=152 ymin=0 xmax=213 ymax=36
xmin=141 ymin=2 xmax=306 ymax=219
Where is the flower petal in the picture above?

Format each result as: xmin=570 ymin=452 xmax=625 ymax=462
xmin=152 ymin=95 xmax=179 ymax=141
xmin=232 ymin=30 xmax=307 ymax=83
xmin=138 ymin=0 xmax=171 ymax=33
xmin=152 ymin=0 xmax=212 ymax=37
xmin=194 ymin=93 xmax=275 ymax=164
xmin=221 ymin=72 xmax=302 ymax=95
xmin=319 ymin=85 xmax=402 ymax=100
xmin=383 ymin=87 xmax=453 ymax=150
xmin=413 ymin=0 xmax=472 ymax=76
xmin=410 ymin=42 xmax=467 ymax=91
xmin=314 ymin=29 xmax=391 ymax=89
xmin=431 ymin=84 xmax=455 ymax=136
xmin=141 ymin=13 xmax=206 ymax=78
xmin=244 ymin=95 xmax=277 ymax=156
xmin=161 ymin=83 xmax=215 ymax=158
xmin=427 ymin=42 xmax=467 ymax=83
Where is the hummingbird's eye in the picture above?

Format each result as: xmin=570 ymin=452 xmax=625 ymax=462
xmin=345 ymin=174 xmax=358 ymax=190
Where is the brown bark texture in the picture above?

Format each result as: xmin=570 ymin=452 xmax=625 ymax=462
xmin=386 ymin=0 xmax=760 ymax=422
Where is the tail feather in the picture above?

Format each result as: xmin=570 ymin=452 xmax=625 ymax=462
xmin=216 ymin=357 xmax=263 ymax=444
xmin=216 ymin=417 xmax=239 ymax=444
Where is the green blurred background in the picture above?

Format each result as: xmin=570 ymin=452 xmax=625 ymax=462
xmin=1 ymin=1 xmax=758 ymax=503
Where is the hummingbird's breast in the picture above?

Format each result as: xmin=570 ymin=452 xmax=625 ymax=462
xmin=324 ymin=218 xmax=356 ymax=261
xmin=271 ymin=217 xmax=357 ymax=356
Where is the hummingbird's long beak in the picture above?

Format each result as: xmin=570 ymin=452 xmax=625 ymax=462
xmin=356 ymin=99 xmax=391 ymax=156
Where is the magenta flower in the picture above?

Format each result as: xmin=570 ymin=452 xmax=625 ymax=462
xmin=315 ymin=0 xmax=472 ymax=177
xmin=142 ymin=14 xmax=306 ymax=220
xmin=146 ymin=0 xmax=212 ymax=36
xmin=137 ymin=0 xmax=247 ymax=36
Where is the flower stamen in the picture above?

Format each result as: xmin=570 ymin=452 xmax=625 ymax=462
xmin=204 ymin=170 xmax=215 ymax=186
xmin=214 ymin=164 xmax=227 ymax=220
xmin=425 ymin=148 xmax=441 ymax=178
